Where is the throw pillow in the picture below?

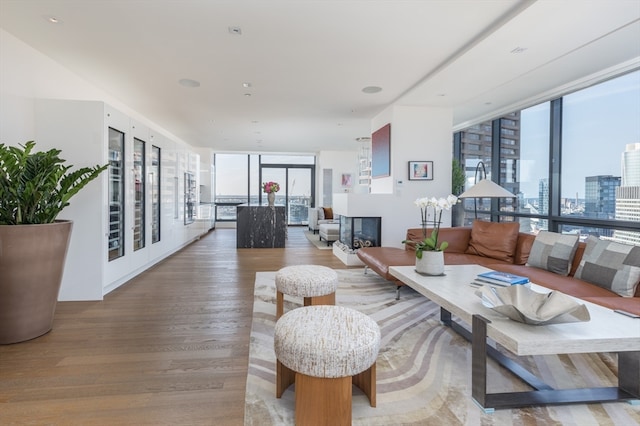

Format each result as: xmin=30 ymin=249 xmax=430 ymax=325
xmin=323 ymin=207 xmax=333 ymax=220
xmin=317 ymin=207 xmax=325 ymax=220
xmin=465 ymin=220 xmax=520 ymax=263
xmin=574 ymin=236 xmax=640 ymax=297
xmin=526 ymin=231 xmax=580 ymax=276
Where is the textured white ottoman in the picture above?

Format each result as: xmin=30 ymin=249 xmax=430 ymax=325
xmin=318 ymin=223 xmax=340 ymax=245
xmin=274 ymin=305 xmax=381 ymax=426
xmin=275 ymin=265 xmax=339 ymax=320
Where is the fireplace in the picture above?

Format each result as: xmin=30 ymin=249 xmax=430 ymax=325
xmin=339 ymin=216 xmax=381 ymax=250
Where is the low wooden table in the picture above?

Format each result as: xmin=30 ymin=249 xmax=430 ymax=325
xmin=389 ymin=264 xmax=640 ymax=412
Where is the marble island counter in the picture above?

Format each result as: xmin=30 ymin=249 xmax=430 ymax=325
xmin=236 ymin=204 xmax=286 ymax=248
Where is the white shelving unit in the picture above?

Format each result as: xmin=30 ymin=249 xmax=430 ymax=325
xmin=34 ymin=99 xmax=206 ymax=301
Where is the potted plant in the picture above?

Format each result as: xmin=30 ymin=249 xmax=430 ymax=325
xmin=451 ymin=159 xmax=466 ymax=227
xmin=403 ymin=195 xmax=457 ymax=276
xmin=0 ymin=141 xmax=107 ymax=344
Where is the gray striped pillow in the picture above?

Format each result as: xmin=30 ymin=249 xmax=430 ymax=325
xmin=575 ymin=236 xmax=640 ymax=297
xmin=526 ymin=231 xmax=579 ymax=276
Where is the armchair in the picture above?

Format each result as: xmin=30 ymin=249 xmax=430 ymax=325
xmin=308 ymin=207 xmax=335 ymax=234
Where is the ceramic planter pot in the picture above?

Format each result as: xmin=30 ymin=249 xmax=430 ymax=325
xmin=0 ymin=221 xmax=72 ymax=344
xmin=415 ymin=250 xmax=445 ymax=276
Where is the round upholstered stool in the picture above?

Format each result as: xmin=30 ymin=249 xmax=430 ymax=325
xmin=275 ymin=265 xmax=338 ymax=320
xmin=274 ymin=305 xmax=381 ymax=426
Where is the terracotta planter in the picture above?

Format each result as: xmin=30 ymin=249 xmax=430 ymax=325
xmin=415 ymin=250 xmax=445 ymax=276
xmin=0 ymin=221 xmax=72 ymax=344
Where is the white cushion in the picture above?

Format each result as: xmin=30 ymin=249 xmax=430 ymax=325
xmin=274 ymin=305 xmax=380 ymax=378
xmin=275 ymin=265 xmax=338 ymax=297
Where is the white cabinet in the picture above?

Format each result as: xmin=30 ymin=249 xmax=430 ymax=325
xmin=35 ymin=99 xmax=204 ymax=300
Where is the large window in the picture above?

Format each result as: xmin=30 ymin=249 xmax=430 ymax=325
xmin=214 ymin=153 xmax=315 ymax=223
xmin=454 ymin=70 xmax=640 ymax=244
xmin=561 ymin=71 xmax=640 ymax=243
xmin=214 ymin=154 xmax=249 ymax=221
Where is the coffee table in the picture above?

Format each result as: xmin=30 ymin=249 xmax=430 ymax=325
xmin=389 ymin=264 xmax=640 ymax=412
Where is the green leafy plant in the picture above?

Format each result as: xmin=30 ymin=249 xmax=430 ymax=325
xmin=402 ymin=195 xmax=458 ymax=257
xmin=0 ymin=141 xmax=108 ymax=225
xmin=452 ymin=159 xmax=465 ymax=196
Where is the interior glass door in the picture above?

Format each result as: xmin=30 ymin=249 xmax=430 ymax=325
xmin=260 ymin=166 xmax=313 ymax=225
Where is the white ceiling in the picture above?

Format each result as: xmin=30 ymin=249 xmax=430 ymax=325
xmin=1 ymin=0 xmax=639 ymax=153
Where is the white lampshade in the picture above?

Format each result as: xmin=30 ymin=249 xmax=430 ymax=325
xmin=458 ymin=179 xmax=515 ymax=199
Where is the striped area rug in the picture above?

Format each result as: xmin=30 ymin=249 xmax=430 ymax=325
xmin=244 ymin=269 xmax=640 ymax=425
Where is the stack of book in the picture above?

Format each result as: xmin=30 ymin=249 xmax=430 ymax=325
xmin=473 ymin=270 xmax=530 ymax=287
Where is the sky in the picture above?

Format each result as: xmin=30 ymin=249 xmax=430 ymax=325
xmin=520 ymin=70 xmax=640 ymax=200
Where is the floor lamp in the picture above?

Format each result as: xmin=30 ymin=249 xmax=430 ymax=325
xmin=457 ymin=161 xmax=515 ymax=219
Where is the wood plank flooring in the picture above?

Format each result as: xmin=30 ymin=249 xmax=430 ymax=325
xmin=0 ymin=227 xmax=350 ymax=425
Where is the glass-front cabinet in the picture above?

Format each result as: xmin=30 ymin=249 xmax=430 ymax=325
xmin=108 ymin=127 xmax=125 ymax=261
xmin=133 ymin=138 xmax=145 ymax=251
xmin=151 ymin=145 xmax=161 ymax=243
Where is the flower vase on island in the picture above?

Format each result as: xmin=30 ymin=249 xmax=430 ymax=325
xmin=262 ymin=181 xmax=280 ymax=207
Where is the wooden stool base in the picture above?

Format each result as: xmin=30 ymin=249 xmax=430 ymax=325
xmin=276 ymin=291 xmax=335 ymax=320
xmin=276 ymin=360 xmax=376 ymax=425
xmin=296 ymin=374 xmax=352 ymax=426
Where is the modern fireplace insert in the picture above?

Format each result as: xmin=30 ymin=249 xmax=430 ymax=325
xmin=339 ymin=216 xmax=381 ymax=250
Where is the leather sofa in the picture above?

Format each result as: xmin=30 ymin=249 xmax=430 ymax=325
xmin=357 ymin=224 xmax=640 ymax=315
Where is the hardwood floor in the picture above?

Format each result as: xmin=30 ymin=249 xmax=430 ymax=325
xmin=0 ymin=227 xmax=350 ymax=425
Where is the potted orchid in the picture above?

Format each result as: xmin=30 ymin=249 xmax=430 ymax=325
xmin=403 ymin=194 xmax=458 ymax=275
xmin=262 ymin=181 xmax=280 ymax=206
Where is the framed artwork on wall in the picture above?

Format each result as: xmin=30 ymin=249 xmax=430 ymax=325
xmin=408 ymin=161 xmax=433 ymax=180
xmin=341 ymin=173 xmax=352 ymax=187
xmin=371 ymin=123 xmax=391 ymax=178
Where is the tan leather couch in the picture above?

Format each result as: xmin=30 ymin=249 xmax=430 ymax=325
xmin=357 ymin=226 xmax=640 ymax=315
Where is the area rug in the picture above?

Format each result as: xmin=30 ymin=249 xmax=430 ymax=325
xmin=303 ymin=229 xmax=332 ymax=250
xmin=244 ymin=269 xmax=640 ymax=425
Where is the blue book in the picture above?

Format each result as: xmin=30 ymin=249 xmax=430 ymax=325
xmin=477 ymin=271 xmax=530 ymax=286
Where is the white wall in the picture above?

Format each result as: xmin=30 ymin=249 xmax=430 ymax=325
xmin=364 ymin=105 xmax=454 ymax=247
xmin=1 ymin=29 xmax=208 ymax=301
xmin=316 ymin=150 xmax=359 ymax=206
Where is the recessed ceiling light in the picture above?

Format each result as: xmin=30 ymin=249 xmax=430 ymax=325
xmin=242 ymin=82 xmax=252 ymax=88
xmin=485 ymin=102 xmax=492 ymax=105
xmin=437 ymin=93 xmax=446 ymax=97
xmin=356 ymin=137 xmax=371 ymax=142
xmin=44 ymin=15 xmax=62 ymax=24
xmin=362 ymin=86 xmax=382 ymax=94
xmin=179 ymin=78 xmax=200 ymax=88
xmin=244 ymin=93 xmax=252 ymax=97
xmin=229 ymin=26 xmax=242 ymax=35
xmin=510 ymin=46 xmax=528 ymax=54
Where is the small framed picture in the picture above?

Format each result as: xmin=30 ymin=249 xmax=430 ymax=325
xmin=408 ymin=161 xmax=433 ymax=181
xmin=341 ymin=173 xmax=352 ymax=187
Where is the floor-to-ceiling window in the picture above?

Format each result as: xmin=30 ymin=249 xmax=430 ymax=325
xmin=214 ymin=154 xmax=249 ymax=221
xmin=454 ymin=69 xmax=640 ymax=244
xmin=214 ymin=153 xmax=315 ymax=224
xmin=260 ymin=155 xmax=315 ymax=225
xmin=560 ymin=71 xmax=640 ymax=243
